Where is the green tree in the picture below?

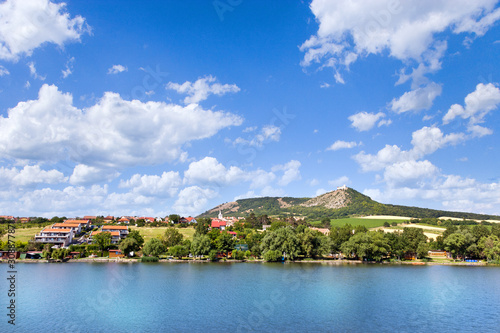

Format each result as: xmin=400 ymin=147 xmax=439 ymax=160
xmin=402 ymin=228 xmax=427 ymax=254
xmin=444 ymin=233 xmax=467 ymax=260
xmin=478 ymin=235 xmax=500 ymax=261
xmin=328 ymin=224 xmax=354 ymax=257
xmin=163 ymin=228 xmax=184 ymax=247
xmin=298 ymin=228 xmax=324 ymax=258
xmin=491 ymin=224 xmax=500 ymax=238
xmin=168 ymin=214 xmax=180 ymax=224
xmin=126 ymin=230 xmax=144 ymax=249
xmin=417 ymin=242 xmax=429 ymax=259
xmin=216 ymin=231 xmax=235 ymax=254
xmin=169 ymin=245 xmax=188 ymax=259
xmin=93 ymin=232 xmax=112 ymax=252
xmin=472 ymin=225 xmax=490 ymax=242
xmin=260 ymin=227 xmax=300 ymax=260
xmin=194 ymin=218 xmax=210 ymax=236
xmin=142 ymin=238 xmax=166 ymax=257
xmin=263 ymin=250 xmax=282 ymax=262
xmin=119 ymin=238 xmax=138 ymax=256
xmin=191 ymin=235 xmax=212 ymax=258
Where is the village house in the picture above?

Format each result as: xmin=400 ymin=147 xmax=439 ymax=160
xmin=117 ymin=217 xmax=131 ymax=224
xmin=83 ymin=216 xmax=97 ymax=221
xmin=102 ymin=225 xmax=129 ymax=239
xmin=184 ymin=217 xmax=197 ymax=224
xmin=34 ymin=228 xmax=74 ymax=247
xmin=103 ymin=216 xmax=115 ymax=223
xmin=64 ymin=219 xmax=91 ymax=229
xmin=91 ymin=230 xmax=121 ymax=244
xmin=211 ymin=219 xmax=226 ymax=230
xmin=109 ymin=249 xmax=125 ymax=258
xmin=52 ymin=223 xmax=82 ymax=235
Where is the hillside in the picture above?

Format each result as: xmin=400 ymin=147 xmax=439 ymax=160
xmin=198 ymin=188 xmax=500 ymax=221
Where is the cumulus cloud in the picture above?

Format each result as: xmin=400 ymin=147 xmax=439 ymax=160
xmin=390 ymin=82 xmax=442 ymax=113
xmin=328 ymin=176 xmax=349 ymax=188
xmin=0 ymin=165 xmax=66 ymax=188
xmin=0 ymin=0 xmax=89 ymax=61
xmin=107 ymin=64 xmax=127 ymax=74
xmin=166 ymin=75 xmax=240 ymax=104
xmin=272 ymin=160 xmax=301 ymax=186
xmin=119 ymin=171 xmax=182 ymax=197
xmin=348 ymin=112 xmax=387 ymax=131
xmin=69 ymin=164 xmax=120 ymax=185
xmin=326 ymin=140 xmax=361 ymax=151
xmin=300 ymin=0 xmax=500 ymax=81
xmin=0 ymin=84 xmax=243 ymax=168
xmin=354 ymin=126 xmax=464 ymax=172
xmin=183 ymin=156 xmax=276 ymax=190
xmin=172 ymin=186 xmax=218 ymax=216
xmin=443 ymin=83 xmax=500 ymax=136
xmin=383 ymin=160 xmax=439 ymax=186
xmin=183 ymin=157 xmax=245 ymax=186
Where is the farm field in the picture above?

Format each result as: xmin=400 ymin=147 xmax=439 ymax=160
xmin=1 ymin=226 xmax=44 ymax=243
xmin=129 ymin=226 xmax=195 ymax=242
xmin=310 ymin=217 xmax=411 ymax=229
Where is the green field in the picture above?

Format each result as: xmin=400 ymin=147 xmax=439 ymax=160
xmin=312 ymin=217 xmax=411 ymax=229
xmin=1 ymin=226 xmax=44 ymax=243
xmin=129 ymin=226 xmax=195 ymax=242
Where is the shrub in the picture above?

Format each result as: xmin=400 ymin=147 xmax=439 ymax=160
xmin=141 ymin=256 xmax=159 ymax=262
xmin=208 ymin=250 xmax=218 ymax=262
xmin=391 ymin=222 xmax=398 ymax=227
xmin=233 ymin=250 xmax=245 ymax=260
xmin=383 ymin=222 xmax=390 ymax=227
xmin=263 ymin=250 xmax=282 ymax=262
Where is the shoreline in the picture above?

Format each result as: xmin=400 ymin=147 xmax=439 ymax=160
xmin=1 ymin=258 xmax=496 ymax=266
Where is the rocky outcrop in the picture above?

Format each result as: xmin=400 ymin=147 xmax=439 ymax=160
xmin=300 ymin=189 xmax=352 ymax=209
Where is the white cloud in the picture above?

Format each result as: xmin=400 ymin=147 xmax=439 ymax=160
xmin=443 ymin=83 xmax=500 ymax=135
xmin=166 ymin=75 xmax=240 ymax=104
xmin=383 ymin=160 xmax=439 ymax=186
xmin=0 ymin=84 xmax=243 ymax=168
xmin=309 ymin=178 xmax=319 ymax=186
xmin=119 ymin=171 xmax=182 ymax=197
xmin=183 ymin=156 xmax=276 ymax=190
xmin=327 ymin=140 xmax=360 ymax=151
xmin=328 ymin=176 xmax=349 ymax=188
xmin=243 ymin=126 xmax=257 ymax=133
xmin=233 ymin=125 xmax=281 ymax=147
xmin=0 ymin=165 xmax=66 ymax=188
xmin=28 ymin=61 xmax=45 ymax=80
xmin=315 ymin=188 xmax=328 ymax=196
xmin=363 ymin=175 xmax=500 ymax=215
xmin=107 ymin=64 xmax=127 ymax=74
xmin=69 ymin=164 xmax=120 ymax=185
xmin=354 ymin=126 xmax=464 ymax=172
xmin=348 ymin=111 xmax=386 ymax=131
xmin=172 ymin=186 xmax=218 ymax=216
xmin=320 ymin=82 xmax=330 ymax=88
xmin=184 ymin=157 xmax=244 ymax=186
xmin=61 ymin=57 xmax=74 ymax=78
xmin=0 ymin=65 xmax=9 ymax=76
xmin=300 ymin=0 xmax=500 ymax=81
xmin=272 ymin=160 xmax=301 ymax=186
xmin=390 ymin=82 xmax=442 ymax=113
xmin=0 ymin=0 xmax=89 ymax=61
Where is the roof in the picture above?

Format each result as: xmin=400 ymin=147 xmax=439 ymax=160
xmin=227 ymin=231 xmax=237 ymax=235
xmin=41 ymin=228 xmax=72 ymax=233
xmin=83 ymin=216 xmax=96 ymax=219
xmin=91 ymin=231 xmax=120 ymax=236
xmin=102 ymin=225 xmax=128 ymax=230
xmin=64 ymin=219 xmax=89 ymax=224
xmin=109 ymin=249 xmax=121 ymax=252
xmin=186 ymin=217 xmax=196 ymax=222
xmin=211 ymin=219 xmax=226 ymax=228
xmin=53 ymin=223 xmax=80 ymax=227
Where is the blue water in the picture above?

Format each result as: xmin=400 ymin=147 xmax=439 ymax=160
xmin=1 ymin=262 xmax=500 ymax=332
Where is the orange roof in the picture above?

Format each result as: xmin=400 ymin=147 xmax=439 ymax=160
xmin=64 ymin=219 xmax=89 ymax=224
xmin=91 ymin=231 xmax=120 ymax=236
xmin=102 ymin=225 xmax=128 ymax=230
xmin=41 ymin=228 xmax=72 ymax=233
xmin=53 ymin=223 xmax=80 ymax=227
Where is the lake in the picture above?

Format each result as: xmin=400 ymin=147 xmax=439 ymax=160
xmin=1 ymin=262 xmax=500 ymax=332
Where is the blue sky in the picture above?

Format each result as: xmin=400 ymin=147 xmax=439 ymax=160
xmin=1 ymin=0 xmax=500 ymax=218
